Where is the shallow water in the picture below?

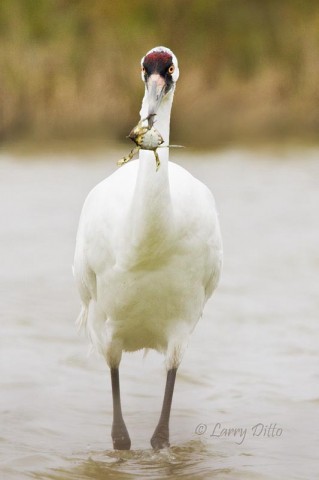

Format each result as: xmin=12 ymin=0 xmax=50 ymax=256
xmin=0 ymin=148 xmax=318 ymax=479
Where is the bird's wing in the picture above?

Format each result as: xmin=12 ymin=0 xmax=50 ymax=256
xmin=73 ymin=242 xmax=96 ymax=304
xmin=73 ymin=164 xmax=136 ymax=316
xmin=73 ymin=187 xmax=99 ymax=331
xmin=202 ymin=188 xmax=223 ymax=301
xmin=169 ymin=162 xmax=223 ymax=302
xmin=204 ymin=243 xmax=223 ymax=301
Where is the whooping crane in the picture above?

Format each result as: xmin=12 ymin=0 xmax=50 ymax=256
xmin=74 ymin=46 xmax=223 ymax=450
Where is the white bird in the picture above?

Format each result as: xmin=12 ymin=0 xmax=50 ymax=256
xmin=74 ymin=46 xmax=223 ymax=450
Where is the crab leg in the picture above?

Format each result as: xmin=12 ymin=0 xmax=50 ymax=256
xmin=154 ymin=150 xmax=161 ymax=171
xmin=118 ymin=146 xmax=140 ymax=167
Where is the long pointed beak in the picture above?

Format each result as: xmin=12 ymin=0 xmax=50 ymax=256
xmin=147 ymin=74 xmax=165 ymax=126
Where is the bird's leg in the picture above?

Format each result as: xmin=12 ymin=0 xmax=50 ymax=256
xmin=154 ymin=150 xmax=161 ymax=171
xmin=110 ymin=367 xmax=131 ymax=450
xmin=150 ymin=368 xmax=177 ymax=449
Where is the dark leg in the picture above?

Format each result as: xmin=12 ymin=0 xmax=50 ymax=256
xmin=151 ymin=368 xmax=177 ymax=449
xmin=110 ymin=367 xmax=131 ymax=450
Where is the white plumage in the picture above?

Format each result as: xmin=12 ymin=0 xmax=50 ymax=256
xmin=73 ymin=46 xmax=222 ymax=449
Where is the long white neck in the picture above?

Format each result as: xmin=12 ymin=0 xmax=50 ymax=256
xmin=126 ymin=88 xmax=175 ymax=261
xmin=139 ymin=86 xmax=173 ymax=146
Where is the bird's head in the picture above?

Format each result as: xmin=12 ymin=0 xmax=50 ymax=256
xmin=141 ymin=46 xmax=179 ymax=125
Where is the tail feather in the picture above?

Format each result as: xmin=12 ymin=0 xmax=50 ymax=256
xmin=76 ymin=304 xmax=89 ymax=333
xmin=76 ymin=302 xmax=107 ymax=358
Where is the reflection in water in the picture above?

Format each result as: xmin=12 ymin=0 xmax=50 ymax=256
xmin=1 ymin=149 xmax=319 ymax=480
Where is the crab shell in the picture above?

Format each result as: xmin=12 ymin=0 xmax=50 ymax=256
xmin=129 ymin=125 xmax=164 ymax=151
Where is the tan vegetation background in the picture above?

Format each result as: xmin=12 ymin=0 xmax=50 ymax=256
xmin=1 ymin=0 xmax=319 ymax=148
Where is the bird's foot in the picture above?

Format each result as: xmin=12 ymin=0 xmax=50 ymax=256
xmin=112 ymin=421 xmax=131 ymax=450
xmin=150 ymin=424 xmax=170 ymax=450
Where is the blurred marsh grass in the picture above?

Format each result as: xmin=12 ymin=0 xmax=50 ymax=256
xmin=1 ymin=0 xmax=319 ymax=147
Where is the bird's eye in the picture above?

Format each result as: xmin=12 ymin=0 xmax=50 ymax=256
xmin=168 ymin=65 xmax=175 ymax=74
xmin=141 ymin=66 xmax=146 ymax=75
